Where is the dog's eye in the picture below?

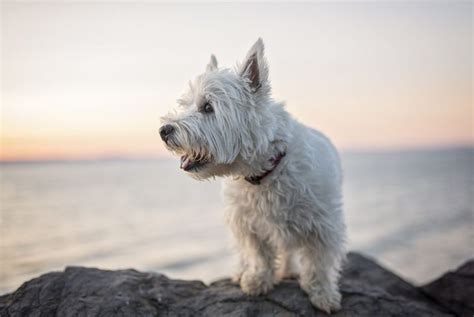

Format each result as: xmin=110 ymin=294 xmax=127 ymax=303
xmin=202 ymin=102 xmax=214 ymax=114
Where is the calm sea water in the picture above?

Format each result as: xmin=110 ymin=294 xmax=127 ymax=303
xmin=1 ymin=148 xmax=472 ymax=294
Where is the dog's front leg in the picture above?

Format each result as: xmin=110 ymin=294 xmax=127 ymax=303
xmin=236 ymin=231 xmax=276 ymax=296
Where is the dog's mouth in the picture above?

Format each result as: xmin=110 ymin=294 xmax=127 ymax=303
xmin=180 ymin=154 xmax=209 ymax=172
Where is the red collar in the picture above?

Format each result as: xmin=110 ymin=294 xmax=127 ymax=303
xmin=245 ymin=152 xmax=286 ymax=185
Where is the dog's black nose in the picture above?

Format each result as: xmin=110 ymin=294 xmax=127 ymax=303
xmin=159 ymin=124 xmax=174 ymax=141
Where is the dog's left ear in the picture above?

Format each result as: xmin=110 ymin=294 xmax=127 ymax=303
xmin=206 ymin=55 xmax=218 ymax=72
xmin=239 ymin=38 xmax=269 ymax=93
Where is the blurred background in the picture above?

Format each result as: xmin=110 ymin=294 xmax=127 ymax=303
xmin=1 ymin=1 xmax=472 ymax=294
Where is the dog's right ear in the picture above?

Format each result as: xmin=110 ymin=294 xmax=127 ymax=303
xmin=239 ymin=38 xmax=268 ymax=92
xmin=206 ymin=55 xmax=218 ymax=72
xmin=239 ymin=38 xmax=269 ymax=94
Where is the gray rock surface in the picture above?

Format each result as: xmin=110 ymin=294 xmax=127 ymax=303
xmin=421 ymin=259 xmax=474 ymax=317
xmin=1 ymin=252 xmax=471 ymax=316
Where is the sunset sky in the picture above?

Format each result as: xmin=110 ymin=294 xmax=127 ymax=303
xmin=1 ymin=1 xmax=472 ymax=161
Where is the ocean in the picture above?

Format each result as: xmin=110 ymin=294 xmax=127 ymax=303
xmin=1 ymin=148 xmax=472 ymax=294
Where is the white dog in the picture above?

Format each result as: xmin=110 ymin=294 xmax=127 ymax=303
xmin=160 ymin=39 xmax=346 ymax=313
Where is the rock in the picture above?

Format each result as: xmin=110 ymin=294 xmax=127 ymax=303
xmin=421 ymin=259 xmax=474 ymax=317
xmin=0 ymin=252 xmax=469 ymax=316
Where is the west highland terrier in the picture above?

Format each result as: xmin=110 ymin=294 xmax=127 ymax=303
xmin=159 ymin=39 xmax=346 ymax=313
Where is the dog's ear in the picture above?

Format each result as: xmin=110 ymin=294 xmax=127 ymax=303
xmin=239 ymin=38 xmax=269 ymax=93
xmin=206 ymin=54 xmax=218 ymax=72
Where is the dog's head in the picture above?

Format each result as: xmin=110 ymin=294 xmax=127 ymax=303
xmin=160 ymin=39 xmax=278 ymax=180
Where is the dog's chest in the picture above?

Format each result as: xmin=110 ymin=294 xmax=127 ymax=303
xmin=224 ymin=180 xmax=295 ymax=229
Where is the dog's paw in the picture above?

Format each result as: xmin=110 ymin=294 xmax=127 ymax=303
xmin=307 ymin=286 xmax=341 ymax=314
xmin=240 ymin=270 xmax=275 ymax=296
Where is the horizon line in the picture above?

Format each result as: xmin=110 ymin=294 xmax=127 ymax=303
xmin=1 ymin=144 xmax=472 ymax=164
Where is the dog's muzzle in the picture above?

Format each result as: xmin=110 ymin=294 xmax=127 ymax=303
xmin=159 ymin=124 xmax=174 ymax=142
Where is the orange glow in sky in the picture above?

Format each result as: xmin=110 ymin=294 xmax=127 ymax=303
xmin=1 ymin=2 xmax=472 ymax=161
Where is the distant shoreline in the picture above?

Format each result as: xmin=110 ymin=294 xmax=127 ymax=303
xmin=1 ymin=145 xmax=472 ymax=165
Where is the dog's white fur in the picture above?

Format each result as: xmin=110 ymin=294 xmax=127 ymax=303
xmin=160 ymin=39 xmax=346 ymax=313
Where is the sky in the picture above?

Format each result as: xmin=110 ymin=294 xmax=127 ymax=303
xmin=1 ymin=1 xmax=472 ymax=161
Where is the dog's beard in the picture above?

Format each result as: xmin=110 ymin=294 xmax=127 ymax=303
xmin=164 ymin=139 xmax=214 ymax=173
xmin=180 ymin=152 xmax=211 ymax=172
xmin=164 ymin=142 xmax=241 ymax=181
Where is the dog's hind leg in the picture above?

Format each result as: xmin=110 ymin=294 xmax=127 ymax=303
xmin=276 ymin=248 xmax=299 ymax=281
xmin=299 ymin=243 xmax=343 ymax=314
